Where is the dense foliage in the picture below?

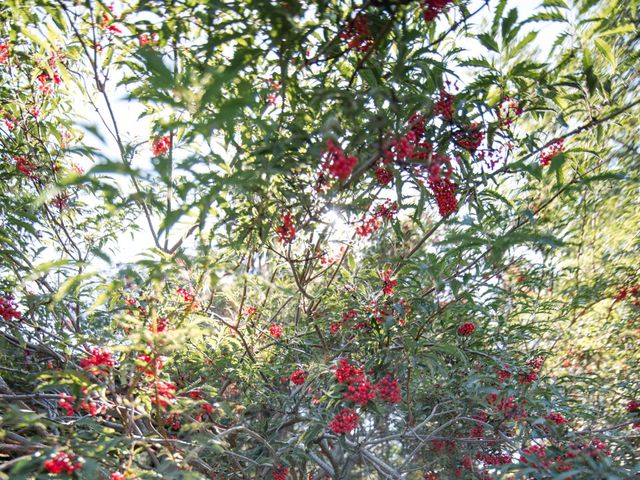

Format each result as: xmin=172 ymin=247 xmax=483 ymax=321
xmin=0 ymin=0 xmax=639 ymax=478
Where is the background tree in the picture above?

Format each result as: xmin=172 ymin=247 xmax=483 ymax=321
xmin=0 ymin=0 xmax=638 ymax=479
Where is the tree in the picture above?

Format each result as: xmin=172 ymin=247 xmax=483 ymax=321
xmin=0 ymin=0 xmax=639 ymax=478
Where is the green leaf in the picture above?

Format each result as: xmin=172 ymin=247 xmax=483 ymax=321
xmin=501 ymin=8 xmax=518 ymax=42
xmin=542 ymin=0 xmax=569 ymax=7
xmin=598 ymin=24 xmax=636 ymax=36
xmin=594 ymin=38 xmax=616 ymax=67
xmin=478 ymin=33 xmax=500 ymax=53
xmin=51 ymin=272 xmax=96 ymax=305
xmin=510 ymin=31 xmax=538 ymax=57
xmin=491 ymin=0 xmax=508 ymax=36
xmin=525 ymin=11 xmax=567 ymax=23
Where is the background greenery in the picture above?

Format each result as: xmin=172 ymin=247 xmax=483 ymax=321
xmin=0 ymin=0 xmax=638 ymax=478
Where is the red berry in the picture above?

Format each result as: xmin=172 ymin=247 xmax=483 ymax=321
xmin=539 ymin=139 xmax=564 ymax=167
xmin=151 ymin=135 xmax=171 ymax=157
xmin=269 ymin=323 xmax=283 ymax=338
xmin=290 ymin=369 xmax=306 ymax=385
xmin=329 ymin=408 xmax=359 ymax=434
xmin=433 ymin=89 xmax=455 ymax=121
xmin=376 ymin=375 xmax=402 ymax=404
xmin=276 ymin=212 xmax=296 ymax=244
xmin=272 ymin=465 xmax=289 ymax=480
xmin=429 ymin=177 xmax=458 ymax=217
xmin=43 ymin=451 xmax=83 ymax=474
xmin=457 ymin=322 xmax=475 ymax=336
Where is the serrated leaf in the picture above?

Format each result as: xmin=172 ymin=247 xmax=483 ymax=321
xmin=598 ymin=24 xmax=635 ymax=36
xmin=478 ymin=33 xmax=500 ymax=53
xmin=594 ymin=38 xmax=616 ymax=67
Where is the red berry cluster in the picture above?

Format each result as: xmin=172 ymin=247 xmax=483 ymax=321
xmin=276 ymin=212 xmax=296 ymax=244
xmin=497 ymin=97 xmax=523 ymax=128
xmin=454 ymin=122 xmax=485 ymax=153
xmin=429 ymin=177 xmax=458 ymax=217
xmin=457 ymin=322 xmax=475 ymax=336
xmin=335 ymin=358 xmax=364 ymax=384
xmin=58 ymin=392 xmax=100 ymax=417
xmin=165 ymin=412 xmax=182 ymax=431
xmin=469 ymin=411 xmax=488 ymax=438
xmin=58 ymin=393 xmax=75 ymax=416
xmin=136 ymin=353 xmax=164 ymax=377
xmin=79 ymin=347 xmax=115 ymax=375
xmin=375 ymin=165 xmax=393 ymax=185
xmin=272 ymin=465 xmax=289 ymax=480
xmin=242 ymin=305 xmax=257 ymax=317
xmin=0 ymin=295 xmax=21 ymax=321
xmin=521 ymin=444 xmax=548 ymax=466
xmin=528 ymin=356 xmax=545 ymax=370
xmin=574 ymin=438 xmax=610 ymax=458
xmin=376 ymin=375 xmax=401 ymax=403
xmin=523 ymin=438 xmax=610 ymax=473
xmin=176 ymin=287 xmax=195 ymax=302
xmin=139 ymin=32 xmax=159 ymax=47
xmin=374 ymin=200 xmax=399 ymax=221
xmin=329 ymin=407 xmax=359 ymax=434
xmin=266 ymin=79 xmax=280 ymax=105
xmin=15 ymin=156 xmax=36 ymax=177
xmin=518 ymin=356 xmax=544 ymax=384
xmin=321 ymin=139 xmax=358 ymax=181
xmin=433 ymin=89 xmax=455 ymax=122
xmin=100 ymin=6 xmax=123 ymax=35
xmin=539 ymin=139 xmax=564 ymax=167
xmin=80 ymin=399 xmax=99 ymax=416
xmin=365 ymin=300 xmax=389 ymax=326
xmin=290 ymin=369 xmax=306 ymax=385
xmin=423 ymin=0 xmax=455 ymax=22
xmin=149 ymin=316 xmax=170 ymax=333
xmin=355 ymin=200 xmax=398 ymax=237
xmin=151 ymin=135 xmax=171 ymax=157
xmin=487 ymin=393 xmax=527 ymax=419
xmin=111 ymin=472 xmax=126 ymax=480
xmin=269 ymin=323 xmax=283 ymax=338
xmin=380 ymin=269 xmax=397 ymax=295
xmin=614 ymin=284 xmax=640 ymax=306
xmin=0 ymin=40 xmax=9 ymax=64
xmin=496 ymin=368 xmax=512 ymax=383
xmin=476 ymin=452 xmax=512 ymax=466
xmin=36 ymin=70 xmax=62 ymax=96
xmin=4 ymin=117 xmax=16 ymax=131
xmin=393 ymin=297 xmax=412 ymax=325
xmin=360 ymin=297 xmax=411 ymax=328
xmin=201 ymin=403 xmax=215 ymax=414
xmin=377 ymin=111 xmax=460 ymax=188
xmin=343 ymin=376 xmax=376 ymax=406
xmin=335 ymin=359 xmax=401 ymax=406
xmin=382 ymin=113 xmax=431 ymax=164
xmin=43 ymin=451 xmax=83 ymax=474
xmin=430 ymin=439 xmax=456 ymax=453
xmin=188 ymin=389 xmax=204 ymax=400
xmin=150 ymin=381 xmax=176 ymax=407
xmin=330 ymin=309 xmax=357 ymax=333
xmin=340 ymin=14 xmax=373 ymax=52
xmin=51 ymin=192 xmax=70 ymax=210
xmin=544 ymin=412 xmax=568 ymax=425
xmin=320 ymin=245 xmax=345 ymax=265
